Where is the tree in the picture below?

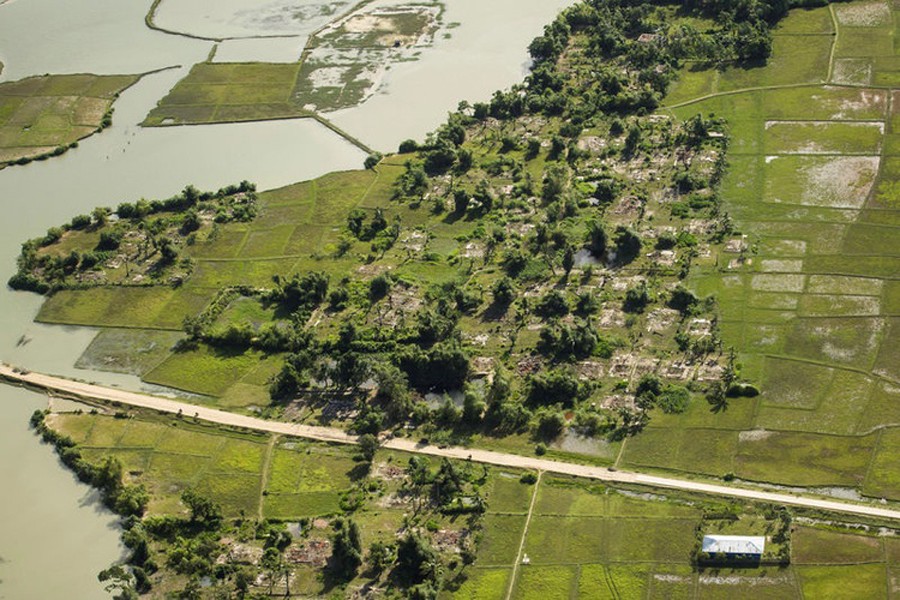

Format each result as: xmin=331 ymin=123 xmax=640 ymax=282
xmin=98 ymin=565 xmax=138 ymax=600
xmin=453 ymin=188 xmax=470 ymax=214
xmin=364 ymin=152 xmax=383 ymax=170
xmin=368 ymin=541 xmax=396 ymax=574
xmin=394 ymin=531 xmax=438 ymax=586
xmin=541 ymin=164 xmax=569 ymax=204
xmin=399 ymin=139 xmax=419 ymax=153
xmin=234 ymin=567 xmax=255 ymax=599
xmin=586 ymin=221 xmax=607 ymax=259
xmin=181 ymin=209 xmax=201 ymax=234
xmin=261 ymin=546 xmax=288 ymax=596
xmin=623 ymin=283 xmax=650 ymax=313
xmin=115 ymin=484 xmax=150 ymax=517
xmin=537 ymin=410 xmax=566 ymax=440
xmin=462 ymin=389 xmax=486 ymax=425
xmin=658 ymin=384 xmax=691 ymax=414
xmin=491 ymin=276 xmax=515 ymax=307
xmin=370 ymin=274 xmax=391 ymax=301
xmin=275 ymin=271 xmax=329 ymax=311
xmin=97 ymin=230 xmax=122 ymax=251
xmin=623 ymin=123 xmax=641 ymax=157
xmin=613 ymin=226 xmax=642 ymax=265
xmin=669 ymin=285 xmax=698 ymax=313
xmin=423 ymin=138 xmax=457 ymax=174
xmin=92 ymin=206 xmax=110 ymax=226
xmin=358 ymin=433 xmax=379 ymax=463
xmin=157 ymin=236 xmax=178 ymax=265
xmin=535 ymin=290 xmax=569 ymax=318
xmin=347 ymin=209 xmax=366 ymax=238
xmin=373 ymin=361 xmax=412 ymax=421
xmin=527 ymin=368 xmax=587 ymax=407
xmin=331 ymin=518 xmax=363 ymax=580
xmin=562 ymin=244 xmax=575 ymax=276
xmin=181 ymin=489 xmax=222 ymax=527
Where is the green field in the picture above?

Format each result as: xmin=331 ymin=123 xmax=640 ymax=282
xmin=452 ymin=473 xmax=900 ymax=599
xmin=143 ymin=63 xmax=308 ymax=126
xmin=51 ymin=412 xmax=269 ymax=515
xmin=0 ymin=73 xmax=137 ymax=166
xmin=656 ymin=0 xmax=900 ymax=500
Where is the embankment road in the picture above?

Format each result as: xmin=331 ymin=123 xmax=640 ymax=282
xmin=3 ymin=362 xmax=900 ymax=523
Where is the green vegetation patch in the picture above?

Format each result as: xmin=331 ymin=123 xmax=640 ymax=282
xmin=50 ymin=413 xmax=270 ymax=516
xmin=451 ymin=568 xmax=512 ymax=599
xmin=576 ymin=565 xmax=616 ymax=599
xmin=37 ymin=287 xmax=181 ymax=329
xmin=793 ymin=526 xmax=884 ymax=564
xmin=735 ymin=431 xmax=876 ymax=486
xmin=621 ymin=428 xmax=738 ymax=476
xmin=143 ymin=345 xmax=267 ymax=397
xmin=144 ymin=63 xmax=305 ymax=126
xmin=798 ymin=563 xmax=888 ymax=599
xmin=525 ymin=515 xmax=606 ymax=564
xmin=486 ymin=472 xmax=534 ymax=514
xmin=763 ymin=121 xmax=883 ymax=155
xmin=512 ymin=565 xmax=578 ymax=600
xmin=863 ymin=428 xmax=900 ymax=499
xmin=263 ymin=442 xmax=355 ymax=518
xmin=0 ymin=73 xmax=137 ymax=166
xmin=474 ymin=514 xmax=528 ymax=566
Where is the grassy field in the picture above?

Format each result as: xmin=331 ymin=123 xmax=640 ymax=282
xmin=142 ymin=63 xmax=308 ymax=126
xmin=50 ymin=412 xmax=269 ymax=516
xmin=0 ymin=73 xmax=137 ymax=166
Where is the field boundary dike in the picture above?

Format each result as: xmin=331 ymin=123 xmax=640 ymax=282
xmin=4 ymin=362 xmax=900 ymax=523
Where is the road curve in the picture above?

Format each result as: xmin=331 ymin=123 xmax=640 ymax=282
xmin=4 ymin=362 xmax=900 ymax=522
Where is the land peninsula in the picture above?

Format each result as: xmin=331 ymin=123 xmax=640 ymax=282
xmin=7 ymin=0 xmax=900 ymax=597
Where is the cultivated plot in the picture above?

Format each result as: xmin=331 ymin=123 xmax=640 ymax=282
xmin=0 ymin=73 xmax=137 ymax=166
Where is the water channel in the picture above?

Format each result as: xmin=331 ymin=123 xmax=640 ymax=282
xmin=0 ymin=0 xmax=572 ymax=596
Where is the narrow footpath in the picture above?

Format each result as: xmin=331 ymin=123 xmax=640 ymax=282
xmin=3 ymin=362 xmax=900 ymax=522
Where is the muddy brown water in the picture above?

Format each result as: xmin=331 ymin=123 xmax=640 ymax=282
xmin=0 ymin=0 xmax=574 ymax=596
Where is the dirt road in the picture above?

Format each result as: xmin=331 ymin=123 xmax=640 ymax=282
xmin=4 ymin=362 xmax=900 ymax=522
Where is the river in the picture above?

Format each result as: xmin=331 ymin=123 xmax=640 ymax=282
xmin=0 ymin=0 xmax=572 ymax=596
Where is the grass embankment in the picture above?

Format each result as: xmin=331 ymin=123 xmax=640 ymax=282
xmin=0 ymin=73 xmax=138 ymax=167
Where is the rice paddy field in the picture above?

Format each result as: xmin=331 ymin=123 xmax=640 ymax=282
xmin=633 ymin=0 xmax=900 ymax=500
xmin=454 ymin=473 xmax=900 ymax=599
xmin=0 ymin=73 xmax=138 ymax=166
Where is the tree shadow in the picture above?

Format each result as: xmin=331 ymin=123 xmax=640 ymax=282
xmin=479 ymin=301 xmax=510 ymax=322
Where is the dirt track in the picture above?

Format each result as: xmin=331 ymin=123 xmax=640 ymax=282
xmin=4 ymin=362 xmax=900 ymax=522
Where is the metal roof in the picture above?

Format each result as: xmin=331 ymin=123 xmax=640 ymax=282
xmin=702 ymin=535 xmax=766 ymax=555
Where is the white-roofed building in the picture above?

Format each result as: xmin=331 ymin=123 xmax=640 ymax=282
xmin=701 ymin=535 xmax=766 ymax=558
